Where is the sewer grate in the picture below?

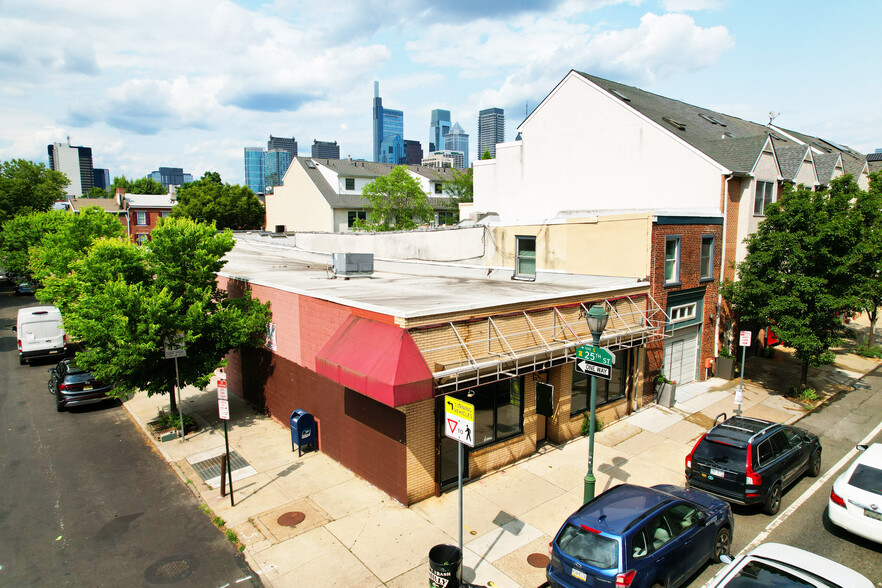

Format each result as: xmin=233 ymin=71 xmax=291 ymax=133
xmin=190 ymin=451 xmax=249 ymax=483
xmin=277 ymin=511 xmax=306 ymax=527
xmin=527 ymin=553 xmax=550 ymax=568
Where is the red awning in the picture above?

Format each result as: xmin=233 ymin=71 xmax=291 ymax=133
xmin=315 ymin=316 xmax=434 ymax=408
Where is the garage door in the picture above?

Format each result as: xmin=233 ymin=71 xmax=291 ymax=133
xmin=663 ymin=325 xmax=700 ymax=385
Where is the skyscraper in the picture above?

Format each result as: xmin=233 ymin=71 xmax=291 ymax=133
xmin=47 ymin=139 xmax=94 ymax=196
xmin=311 ymin=140 xmax=340 ymax=159
xmin=372 ymin=81 xmax=404 ymax=163
xmin=478 ymin=107 xmax=505 ymax=159
xmin=265 ymin=149 xmax=293 ymax=188
xmin=93 ymin=168 xmax=110 ymax=191
xmin=430 ymin=109 xmax=451 ymax=153
xmin=244 ymin=147 xmax=265 ymax=195
xmin=404 ymin=140 xmax=423 ymax=165
xmin=147 ymin=167 xmax=191 ymax=189
xmin=268 ymin=135 xmax=297 ymax=156
xmin=443 ymin=122 xmax=469 ymax=169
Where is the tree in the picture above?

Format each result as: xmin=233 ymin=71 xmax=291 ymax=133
xmin=481 ymin=150 xmax=492 ymax=160
xmin=172 ymin=174 xmax=265 ymax=230
xmin=356 ymin=166 xmax=434 ymax=231
xmin=110 ymin=175 xmax=167 ymax=195
xmin=722 ymin=179 xmax=860 ymax=389
xmin=443 ymin=167 xmax=473 ymax=206
xmin=0 ymin=159 xmax=69 ymax=224
xmin=88 ymin=186 xmax=108 ymax=198
xmin=40 ymin=218 xmax=271 ymax=413
xmin=852 ymin=172 xmax=882 ymax=346
xmin=0 ymin=210 xmax=69 ymax=279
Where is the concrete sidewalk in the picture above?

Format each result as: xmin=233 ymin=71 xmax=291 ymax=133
xmin=122 ymin=320 xmax=881 ymax=587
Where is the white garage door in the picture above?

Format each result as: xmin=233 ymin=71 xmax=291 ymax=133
xmin=663 ymin=325 xmax=700 ymax=385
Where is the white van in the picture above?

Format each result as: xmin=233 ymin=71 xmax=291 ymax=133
xmin=15 ymin=305 xmax=67 ymax=365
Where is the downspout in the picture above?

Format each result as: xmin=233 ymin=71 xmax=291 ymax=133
xmin=715 ymin=174 xmax=732 ymax=358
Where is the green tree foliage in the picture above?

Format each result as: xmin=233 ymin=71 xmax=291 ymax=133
xmin=172 ymin=174 xmax=265 ymax=230
xmin=443 ymin=167 xmax=473 ymax=206
xmin=0 ymin=210 xmax=69 ymax=278
xmin=0 ymin=159 xmax=69 ymax=224
xmin=481 ymin=150 xmax=492 ymax=160
xmin=40 ymin=218 xmax=270 ymax=413
xmin=722 ymin=177 xmax=862 ymax=389
xmin=110 ymin=175 xmax=167 ymax=195
xmin=851 ymin=172 xmax=882 ymax=346
xmin=356 ymin=166 xmax=434 ymax=231
xmin=88 ymin=186 xmax=109 ymax=198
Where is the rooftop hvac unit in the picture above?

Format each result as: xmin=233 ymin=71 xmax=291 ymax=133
xmin=332 ymin=253 xmax=373 ymax=278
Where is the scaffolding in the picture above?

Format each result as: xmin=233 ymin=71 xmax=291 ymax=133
xmin=410 ymin=294 xmax=671 ymax=394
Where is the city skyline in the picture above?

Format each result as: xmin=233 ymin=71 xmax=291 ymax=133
xmin=2 ymin=1 xmax=881 ymax=186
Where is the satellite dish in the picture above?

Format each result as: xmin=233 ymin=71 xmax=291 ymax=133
xmin=768 ymin=111 xmax=779 ymax=125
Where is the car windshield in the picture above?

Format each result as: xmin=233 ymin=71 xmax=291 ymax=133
xmin=557 ymin=524 xmax=618 ymax=569
xmin=694 ymin=440 xmax=747 ymax=472
xmin=724 ymin=559 xmax=832 ymax=588
xmin=849 ymin=464 xmax=882 ymax=496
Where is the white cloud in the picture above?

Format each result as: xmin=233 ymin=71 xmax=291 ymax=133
xmin=660 ymin=0 xmax=724 ymax=12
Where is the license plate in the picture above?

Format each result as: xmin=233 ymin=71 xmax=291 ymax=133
xmin=865 ymin=509 xmax=882 ymax=521
xmin=83 ymin=385 xmax=92 ymax=391
xmin=571 ymin=568 xmax=587 ymax=581
xmin=710 ymin=468 xmax=724 ymax=478
xmin=49 ymin=350 xmax=59 ymax=354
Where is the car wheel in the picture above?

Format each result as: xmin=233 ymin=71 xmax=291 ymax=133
xmin=808 ymin=449 xmax=822 ymax=477
xmin=763 ymin=483 xmax=782 ymax=515
xmin=712 ymin=526 xmax=732 ymax=563
xmin=55 ymin=396 xmax=65 ymax=412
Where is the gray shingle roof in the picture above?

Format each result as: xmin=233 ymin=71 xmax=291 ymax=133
xmin=773 ymin=143 xmax=810 ymax=181
xmin=813 ymin=153 xmax=841 ymax=185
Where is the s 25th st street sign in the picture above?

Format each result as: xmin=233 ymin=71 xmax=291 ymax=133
xmin=575 ymin=344 xmax=616 ymax=380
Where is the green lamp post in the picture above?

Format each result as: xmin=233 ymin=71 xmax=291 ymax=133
xmin=583 ymin=304 xmax=610 ymax=504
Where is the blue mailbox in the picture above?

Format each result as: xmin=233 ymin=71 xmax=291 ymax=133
xmin=290 ymin=409 xmax=316 ymax=457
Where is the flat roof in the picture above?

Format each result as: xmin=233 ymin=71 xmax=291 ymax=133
xmin=220 ymin=233 xmax=647 ymax=319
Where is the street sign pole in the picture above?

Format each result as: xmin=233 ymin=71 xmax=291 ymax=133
xmin=174 ymin=356 xmax=185 ymax=442
xmin=217 ymin=376 xmax=234 ymax=506
xmin=738 ymin=330 xmax=752 ymax=417
xmin=458 ymin=441 xmax=463 ymax=555
xmin=444 ymin=396 xmax=474 ymax=559
xmin=576 ymin=344 xmax=615 ymax=503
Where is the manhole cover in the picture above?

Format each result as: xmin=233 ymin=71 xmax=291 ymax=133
xmin=527 ymin=553 xmax=550 ymax=568
xmin=144 ymin=555 xmax=198 ymax=584
xmin=277 ymin=511 xmax=306 ymax=527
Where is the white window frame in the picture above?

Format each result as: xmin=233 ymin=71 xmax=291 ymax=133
xmin=135 ymin=211 xmax=147 ymax=226
xmin=515 ymin=235 xmax=536 ymax=280
xmin=754 ymin=180 xmax=774 ymax=216
xmin=664 ymin=236 xmax=681 ymax=285
xmin=669 ymin=302 xmax=697 ymax=324
xmin=345 ymin=178 xmax=355 ymax=191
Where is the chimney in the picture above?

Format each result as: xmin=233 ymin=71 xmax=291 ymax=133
xmin=116 ymin=187 xmax=126 ymax=208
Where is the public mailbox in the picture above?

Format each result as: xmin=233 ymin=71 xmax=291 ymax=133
xmin=290 ymin=409 xmax=316 ymax=457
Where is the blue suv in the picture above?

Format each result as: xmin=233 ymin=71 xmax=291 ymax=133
xmin=547 ymin=484 xmax=733 ymax=588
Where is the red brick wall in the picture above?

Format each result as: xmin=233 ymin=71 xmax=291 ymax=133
xmin=128 ymin=208 xmax=170 ymax=243
xmin=723 ymin=177 xmax=741 ymax=283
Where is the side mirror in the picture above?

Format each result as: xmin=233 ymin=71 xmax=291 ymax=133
xmin=856 ymin=444 xmax=869 ymax=452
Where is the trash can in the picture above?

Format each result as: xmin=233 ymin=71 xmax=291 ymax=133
xmin=428 ymin=544 xmax=462 ymax=588
xmin=290 ymin=409 xmax=316 ymax=457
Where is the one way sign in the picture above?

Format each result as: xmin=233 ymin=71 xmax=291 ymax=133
xmin=575 ymin=359 xmax=612 ymax=380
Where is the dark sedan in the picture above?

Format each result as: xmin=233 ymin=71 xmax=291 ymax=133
xmin=48 ymin=359 xmax=113 ymax=411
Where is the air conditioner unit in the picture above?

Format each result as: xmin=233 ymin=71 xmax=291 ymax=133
xmin=332 ymin=253 xmax=373 ymax=278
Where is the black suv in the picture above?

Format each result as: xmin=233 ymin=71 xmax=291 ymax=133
xmin=685 ymin=415 xmax=822 ymax=515
xmin=48 ymin=359 xmax=113 ymax=412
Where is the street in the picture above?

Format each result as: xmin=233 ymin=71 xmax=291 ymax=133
xmin=0 ymin=293 xmax=260 ymax=586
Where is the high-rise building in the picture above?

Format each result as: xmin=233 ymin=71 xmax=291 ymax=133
xmin=93 ymin=168 xmax=110 ymax=191
xmin=478 ymin=107 xmax=505 ymax=159
xmin=265 ymin=150 xmax=293 ymax=188
xmin=268 ymin=135 xmax=297 ymax=156
xmin=47 ymin=139 xmax=94 ymax=196
xmin=430 ymin=109 xmax=451 ymax=153
xmin=147 ymin=167 xmax=191 ymax=189
xmin=372 ymin=81 xmax=404 ymax=163
xmin=244 ymin=147 xmax=265 ymax=195
xmin=422 ymin=151 xmax=464 ymax=170
xmin=404 ymin=140 xmax=423 ymax=165
xmin=443 ymin=123 xmax=469 ymax=168
xmin=311 ymin=140 xmax=340 ymax=159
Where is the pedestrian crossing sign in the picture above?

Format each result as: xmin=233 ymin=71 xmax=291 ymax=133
xmin=444 ymin=397 xmax=475 ymax=447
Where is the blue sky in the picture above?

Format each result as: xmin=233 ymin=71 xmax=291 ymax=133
xmin=1 ymin=0 xmax=880 ymax=186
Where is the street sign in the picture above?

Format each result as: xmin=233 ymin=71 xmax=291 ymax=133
xmin=218 ymin=398 xmax=230 ymax=420
xmin=217 ymin=378 xmax=228 ymax=401
xmin=575 ymin=345 xmax=615 ymax=380
xmin=164 ymin=332 xmax=187 ymax=359
xmin=734 ymin=385 xmax=744 ymax=405
xmin=444 ymin=396 xmax=475 ymax=447
xmin=739 ymin=330 xmax=752 ymax=347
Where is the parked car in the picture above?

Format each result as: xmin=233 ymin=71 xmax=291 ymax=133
xmin=13 ymin=281 xmax=34 ymax=295
xmin=546 ymin=483 xmax=733 ymax=588
xmin=48 ymin=359 xmax=113 ymax=412
xmin=704 ymin=542 xmax=873 ymax=587
xmin=828 ymin=443 xmax=882 ymax=543
xmin=685 ymin=415 xmax=822 ymax=515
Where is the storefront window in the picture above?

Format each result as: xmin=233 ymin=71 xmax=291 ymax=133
xmin=570 ymin=359 xmax=626 ymax=416
xmin=456 ymin=377 xmax=523 ymax=447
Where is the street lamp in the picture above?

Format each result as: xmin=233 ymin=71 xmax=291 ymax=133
xmin=584 ymin=304 xmax=609 ymax=503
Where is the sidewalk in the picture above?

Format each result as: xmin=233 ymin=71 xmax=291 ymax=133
xmin=122 ymin=319 xmax=881 ymax=587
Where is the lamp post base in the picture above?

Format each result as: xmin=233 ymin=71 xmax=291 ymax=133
xmin=583 ymin=473 xmax=596 ymax=504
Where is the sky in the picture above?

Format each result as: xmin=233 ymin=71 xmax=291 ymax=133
xmin=2 ymin=0 xmax=881 ymax=187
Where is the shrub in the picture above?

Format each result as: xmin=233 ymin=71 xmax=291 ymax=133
xmin=225 ymin=529 xmax=238 ymax=544
xmin=856 ymin=344 xmax=882 ymax=358
xmin=581 ymin=413 xmax=605 ymax=436
xmin=154 ymin=409 xmax=196 ymax=432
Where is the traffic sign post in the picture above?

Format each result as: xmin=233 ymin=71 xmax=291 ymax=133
xmin=575 ymin=345 xmax=615 ymax=381
xmin=444 ymin=396 xmax=475 ymax=559
xmin=737 ymin=331 xmax=751 ymax=416
xmin=217 ymin=376 xmax=234 ymax=506
xmin=164 ymin=333 xmax=187 ymax=442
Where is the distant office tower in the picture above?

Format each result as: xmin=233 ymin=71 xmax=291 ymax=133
xmin=404 ymin=140 xmax=423 ymax=165
xmin=422 ymin=151 xmax=464 ymax=170
xmin=478 ymin=107 xmax=505 ymax=159
xmin=147 ymin=167 xmax=190 ymax=189
xmin=430 ymin=109 xmax=451 ymax=153
xmin=265 ymin=149 xmax=293 ymax=188
xmin=93 ymin=168 xmax=110 ymax=191
xmin=244 ymin=147 xmax=265 ymax=195
xmin=311 ymin=140 xmax=341 ymax=159
xmin=373 ymin=81 xmax=404 ymax=163
xmin=268 ymin=135 xmax=297 ymax=156
xmin=443 ymin=122 xmax=469 ymax=168
xmin=48 ymin=139 xmax=94 ymax=196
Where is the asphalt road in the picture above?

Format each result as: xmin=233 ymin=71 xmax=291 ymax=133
xmin=0 ymin=292 xmax=261 ymax=587
xmin=688 ymin=364 xmax=882 ymax=586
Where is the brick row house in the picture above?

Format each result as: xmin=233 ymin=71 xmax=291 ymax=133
xmin=66 ymin=188 xmax=175 ymax=243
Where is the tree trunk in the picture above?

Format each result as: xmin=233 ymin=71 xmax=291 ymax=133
xmin=168 ymin=379 xmax=177 ymax=414
xmin=800 ymin=359 xmax=810 ymax=390
xmin=868 ymin=306 xmax=878 ymax=347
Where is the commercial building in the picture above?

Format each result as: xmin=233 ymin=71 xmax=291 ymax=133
xmin=93 ymin=168 xmax=110 ymax=191
xmin=147 ymin=167 xmax=193 ymax=190
xmin=430 ymin=109 xmax=451 ymax=152
xmin=404 ymin=139 xmax=423 ymax=165
xmin=422 ymin=151 xmax=464 ymax=170
xmin=477 ymin=108 xmax=505 ymax=159
xmin=373 ymin=81 xmax=405 ymax=164
xmin=264 ymin=150 xmax=293 ymax=189
xmin=268 ymin=135 xmax=297 ymax=157
xmin=47 ymin=139 xmax=94 ymax=196
xmin=443 ymin=123 xmax=469 ymax=168
xmin=244 ymin=147 xmax=265 ymax=195
xmin=311 ymin=140 xmax=341 ymax=159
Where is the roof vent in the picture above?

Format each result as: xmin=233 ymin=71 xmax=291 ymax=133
xmin=662 ymin=117 xmax=686 ymax=131
xmin=609 ymin=89 xmax=630 ymax=102
xmin=332 ymin=253 xmax=373 ymax=278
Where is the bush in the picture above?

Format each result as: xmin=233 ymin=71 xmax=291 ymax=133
xmin=856 ymin=344 xmax=882 ymax=358
xmin=718 ymin=346 xmax=734 ymax=359
xmin=581 ymin=413 xmax=605 ymax=436
xmin=154 ymin=409 xmax=196 ymax=432
xmin=225 ymin=529 xmax=238 ymax=544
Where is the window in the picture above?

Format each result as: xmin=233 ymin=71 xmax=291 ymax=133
xmin=135 ymin=233 xmax=149 ymax=245
xmin=754 ymin=181 xmax=774 ymax=215
xmin=700 ymin=235 xmax=714 ymax=280
xmin=135 ymin=211 xmax=147 ymax=226
xmin=515 ymin=236 xmax=536 ymax=279
xmin=345 ymin=178 xmax=355 ymax=190
xmin=664 ymin=236 xmax=680 ymax=284
xmin=558 ymin=524 xmax=619 ymax=569
xmin=347 ymin=210 xmax=366 ymax=228
xmin=160 ymin=211 xmax=171 ymax=218
xmin=437 ymin=210 xmax=458 ymax=225
xmin=453 ymin=378 xmax=523 ymax=447
xmin=663 ymin=504 xmax=701 ymax=537
xmin=571 ymin=361 xmax=626 ymax=415
xmin=434 ymin=182 xmax=443 ymax=194
xmin=669 ymin=303 xmax=697 ymax=323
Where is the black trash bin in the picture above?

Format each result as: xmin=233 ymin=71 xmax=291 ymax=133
xmin=429 ymin=544 xmax=462 ymax=588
